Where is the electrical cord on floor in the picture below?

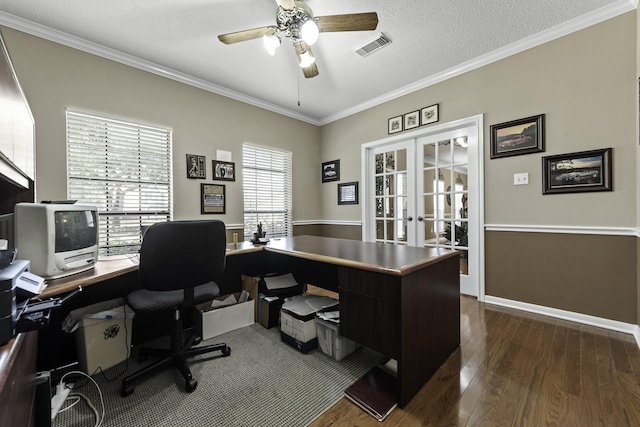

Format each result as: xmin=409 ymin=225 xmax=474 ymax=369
xmin=60 ymin=370 xmax=105 ymax=427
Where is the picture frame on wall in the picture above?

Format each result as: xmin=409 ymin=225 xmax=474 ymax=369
xmin=542 ymin=148 xmax=612 ymax=195
xmin=490 ymin=114 xmax=545 ymax=159
xmin=186 ymin=154 xmax=206 ymax=179
xmin=421 ymin=104 xmax=439 ymax=126
xmin=404 ymin=110 xmax=420 ymax=130
xmin=201 ymin=183 xmax=226 ymax=214
xmin=388 ymin=115 xmax=403 ymax=134
xmin=212 ymin=160 xmax=235 ymax=181
xmin=322 ymin=160 xmax=340 ymax=183
xmin=338 ymin=182 xmax=359 ymax=205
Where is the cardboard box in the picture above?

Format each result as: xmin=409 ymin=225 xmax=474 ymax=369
xmin=315 ymin=317 xmax=357 ymax=361
xmin=195 ymin=292 xmax=254 ymax=340
xmin=241 ymin=275 xmax=259 ymax=321
xmin=258 ymin=294 xmax=284 ymax=329
xmin=280 ymin=309 xmax=317 ymax=343
xmin=74 ymin=305 xmax=134 ymax=375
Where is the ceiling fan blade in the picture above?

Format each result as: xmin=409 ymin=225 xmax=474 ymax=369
xmin=218 ymin=26 xmax=276 ymax=44
xmin=295 ymin=42 xmax=319 ymax=78
xmin=316 ymin=12 xmax=379 ymax=32
xmin=275 ymin=0 xmax=296 ymax=10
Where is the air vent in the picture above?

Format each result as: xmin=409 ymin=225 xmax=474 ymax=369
xmin=355 ymin=32 xmax=392 ymax=57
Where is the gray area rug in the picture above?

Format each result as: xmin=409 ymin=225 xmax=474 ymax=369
xmin=53 ymin=323 xmax=382 ymax=427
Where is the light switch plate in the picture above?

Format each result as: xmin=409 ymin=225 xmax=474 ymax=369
xmin=514 ymin=172 xmax=529 ymax=185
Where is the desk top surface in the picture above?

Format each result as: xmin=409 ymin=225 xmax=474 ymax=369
xmin=38 ymin=235 xmax=456 ymax=298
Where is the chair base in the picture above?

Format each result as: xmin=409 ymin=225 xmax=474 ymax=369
xmin=121 ymin=309 xmax=231 ymax=397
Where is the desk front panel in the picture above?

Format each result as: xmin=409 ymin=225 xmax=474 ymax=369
xmin=338 ymin=267 xmax=400 ymax=358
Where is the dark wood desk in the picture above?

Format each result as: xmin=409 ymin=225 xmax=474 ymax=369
xmin=38 ymin=236 xmax=460 ymax=407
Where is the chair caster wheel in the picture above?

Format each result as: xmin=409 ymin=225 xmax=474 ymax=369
xmin=121 ymin=384 xmax=134 ymax=397
xmin=222 ymin=346 xmax=231 ymax=357
xmin=193 ymin=336 xmax=202 ymax=346
xmin=185 ymin=378 xmax=198 ymax=393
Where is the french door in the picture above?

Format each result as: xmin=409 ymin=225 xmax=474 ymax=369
xmin=362 ymin=116 xmax=483 ymax=298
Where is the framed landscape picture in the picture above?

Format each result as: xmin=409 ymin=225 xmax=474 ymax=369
xmin=490 ymin=114 xmax=545 ymax=159
xmin=542 ymin=148 xmax=612 ymax=194
xmin=322 ymin=160 xmax=340 ymax=183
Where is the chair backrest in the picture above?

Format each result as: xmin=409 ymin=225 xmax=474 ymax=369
xmin=138 ymin=220 xmax=227 ymax=292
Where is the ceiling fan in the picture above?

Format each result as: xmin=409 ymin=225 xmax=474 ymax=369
xmin=218 ymin=0 xmax=378 ymax=78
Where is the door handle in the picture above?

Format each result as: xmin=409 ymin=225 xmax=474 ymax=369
xmin=418 ymin=216 xmax=424 ymax=221
xmin=407 ymin=216 xmax=413 ymax=221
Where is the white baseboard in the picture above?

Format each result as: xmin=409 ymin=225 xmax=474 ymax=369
xmin=484 ymin=296 xmax=640 ymax=349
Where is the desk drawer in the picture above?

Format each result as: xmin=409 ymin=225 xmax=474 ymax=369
xmin=338 ymin=268 xmax=400 ymax=358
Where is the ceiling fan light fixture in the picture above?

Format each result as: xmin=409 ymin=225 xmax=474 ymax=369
xmin=263 ymin=34 xmax=281 ymax=55
xmin=298 ymin=50 xmax=315 ymax=67
xmin=300 ymin=19 xmax=319 ymax=45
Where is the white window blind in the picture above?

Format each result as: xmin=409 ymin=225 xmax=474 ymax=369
xmin=242 ymin=143 xmax=292 ymax=239
xmin=66 ymin=110 xmax=172 ymax=255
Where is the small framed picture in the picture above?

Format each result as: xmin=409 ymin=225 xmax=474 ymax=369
xmin=186 ymin=154 xmax=206 ymax=179
xmin=201 ymin=183 xmax=226 ymax=214
xmin=322 ymin=160 xmax=340 ymax=183
xmin=213 ymin=160 xmax=235 ymax=181
xmin=542 ymin=148 xmax=612 ymax=195
xmin=404 ymin=110 xmax=420 ymax=130
xmin=388 ymin=115 xmax=403 ymax=134
xmin=421 ymin=104 xmax=439 ymax=126
xmin=338 ymin=182 xmax=359 ymax=205
xmin=490 ymin=114 xmax=545 ymax=159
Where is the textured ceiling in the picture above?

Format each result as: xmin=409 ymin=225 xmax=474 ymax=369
xmin=0 ymin=0 xmax=633 ymax=124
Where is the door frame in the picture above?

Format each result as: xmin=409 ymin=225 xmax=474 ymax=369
xmin=360 ymin=114 xmax=485 ymax=301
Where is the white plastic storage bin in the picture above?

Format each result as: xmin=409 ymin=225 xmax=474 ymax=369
xmin=315 ymin=317 xmax=357 ymax=361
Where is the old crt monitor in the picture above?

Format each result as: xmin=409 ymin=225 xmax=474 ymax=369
xmin=14 ymin=202 xmax=99 ymax=279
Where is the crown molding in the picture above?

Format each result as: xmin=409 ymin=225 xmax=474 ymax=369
xmin=0 ymin=0 xmax=635 ymax=127
xmin=0 ymin=12 xmax=321 ymax=126
xmin=318 ymin=0 xmax=637 ymax=125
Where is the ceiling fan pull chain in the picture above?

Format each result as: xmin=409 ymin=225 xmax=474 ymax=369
xmin=297 ymin=71 xmax=301 ymax=106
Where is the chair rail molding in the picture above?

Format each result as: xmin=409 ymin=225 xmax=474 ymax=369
xmin=485 ymin=224 xmax=636 ymax=236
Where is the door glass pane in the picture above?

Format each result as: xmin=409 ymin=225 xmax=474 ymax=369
xmin=386 ymin=197 xmax=395 ymax=216
xmin=397 ymin=172 xmax=407 ymax=195
xmin=423 ymin=195 xmax=434 ymax=220
xmin=437 ymin=140 xmax=452 ymax=166
xmin=375 ymin=176 xmax=384 ymax=196
xmin=424 ymin=219 xmax=437 ymax=244
xmin=423 ymin=144 xmax=436 ymax=167
xmin=453 ymin=137 xmax=468 ymax=164
xmin=397 ymin=220 xmax=407 ymax=243
xmin=385 ymin=152 xmax=395 ymax=172
xmin=375 ymin=197 xmax=384 ymax=217
xmin=397 ymin=149 xmax=407 ymax=171
xmin=386 ymin=175 xmax=395 ymax=196
xmin=386 ymin=220 xmax=394 ymax=240
xmin=376 ymin=220 xmax=384 ymax=240
xmin=375 ymin=153 xmax=384 ymax=174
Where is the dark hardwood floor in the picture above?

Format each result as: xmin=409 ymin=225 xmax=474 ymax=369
xmin=310 ymin=295 xmax=640 ymax=427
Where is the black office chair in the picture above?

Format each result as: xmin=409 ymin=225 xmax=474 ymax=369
xmin=121 ymin=220 xmax=231 ymax=397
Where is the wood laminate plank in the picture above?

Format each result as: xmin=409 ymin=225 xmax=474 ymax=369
xmin=311 ymin=297 xmax=640 ymax=426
